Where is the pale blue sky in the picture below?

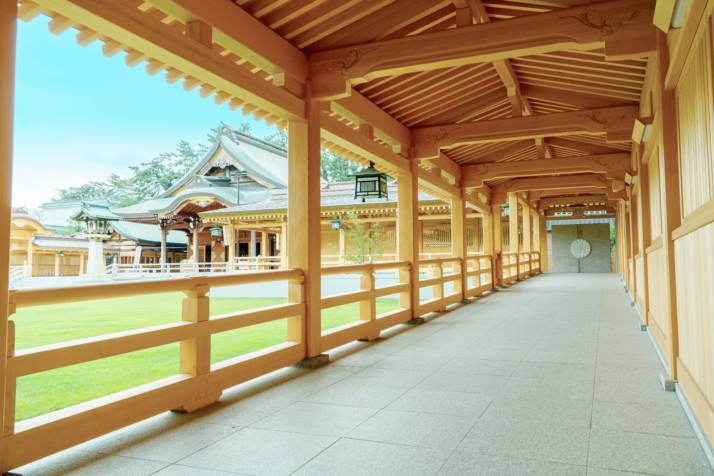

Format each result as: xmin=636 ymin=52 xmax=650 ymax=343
xmin=13 ymin=16 xmax=274 ymax=208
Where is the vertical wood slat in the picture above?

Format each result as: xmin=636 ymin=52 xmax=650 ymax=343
xmin=0 ymin=0 xmax=17 ymax=452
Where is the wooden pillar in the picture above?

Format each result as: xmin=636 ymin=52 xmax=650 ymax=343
xmin=637 ymin=148 xmax=652 ymax=322
xmin=491 ymin=203 xmax=503 ymax=285
xmin=261 ymin=230 xmax=268 ymax=256
xmin=280 ymin=222 xmax=287 ymax=269
xmin=54 ymin=253 xmax=60 ymax=277
xmin=159 ymin=223 xmax=168 ymax=269
xmin=25 ymin=239 xmax=33 ymax=277
xmin=287 ymin=93 xmax=323 ymax=363
xmin=508 ymin=192 xmax=519 ymax=281
xmin=397 ymin=160 xmax=420 ymax=319
xmin=655 ymin=30 xmax=682 ymax=380
xmin=249 ymin=230 xmax=257 ymax=257
xmin=450 ymin=195 xmax=467 ymax=300
xmin=79 ymin=252 xmax=85 ymax=275
xmin=338 ymin=227 xmax=346 ymax=264
xmin=416 ymin=219 xmax=423 ymax=258
xmin=523 ymin=202 xmax=532 ymax=274
xmin=225 ymin=224 xmax=236 ymax=269
xmin=0 ymin=0 xmax=17 ymax=453
xmin=193 ymin=227 xmax=200 ymax=264
xmin=538 ymin=213 xmax=549 ymax=272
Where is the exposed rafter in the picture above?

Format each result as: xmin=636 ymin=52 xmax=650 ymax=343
xmin=308 ymin=0 xmax=656 ymax=99
xmin=462 ymin=153 xmax=631 ymax=188
xmin=412 ymin=105 xmax=638 ymax=159
xmin=538 ymin=194 xmax=614 ymax=209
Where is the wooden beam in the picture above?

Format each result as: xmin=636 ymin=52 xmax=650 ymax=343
xmin=417 ymin=167 xmax=460 ymax=200
xmin=424 ymin=153 xmax=462 ymax=183
xmin=148 ymin=0 xmax=307 ymax=82
xmin=522 ymin=84 xmax=636 ymax=109
xmin=331 ymin=90 xmax=411 ymax=155
xmin=538 ymin=194 xmax=612 ymax=209
xmin=39 ymin=0 xmax=304 ymax=119
xmin=495 ymin=175 xmax=610 ymax=195
xmin=308 ymin=0 xmax=656 ymax=98
xmin=320 ymin=113 xmax=409 ymax=174
xmin=412 ymin=105 xmax=638 ymax=159
xmin=462 ymin=153 xmax=630 ymax=188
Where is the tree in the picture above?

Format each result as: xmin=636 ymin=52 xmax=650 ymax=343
xmin=342 ymin=211 xmax=386 ymax=264
xmin=263 ymin=130 xmax=359 ymax=182
xmin=54 ymin=122 xmax=253 ymax=206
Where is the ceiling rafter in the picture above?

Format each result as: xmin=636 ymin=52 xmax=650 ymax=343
xmin=308 ymin=0 xmax=656 ymax=99
xmin=412 ymin=105 xmax=638 ymax=159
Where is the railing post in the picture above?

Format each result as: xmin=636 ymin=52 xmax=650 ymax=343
xmin=0 ymin=3 xmax=17 ymax=454
xmin=434 ymin=261 xmax=445 ymax=310
xmin=287 ymin=92 xmax=326 ymax=367
xmin=174 ymin=284 xmax=220 ymax=412
xmin=359 ymin=267 xmax=379 ymax=341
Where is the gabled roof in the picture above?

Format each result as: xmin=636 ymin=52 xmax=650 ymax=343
xmin=71 ymin=201 xmax=120 ymax=221
xmin=161 ymin=128 xmax=288 ymax=197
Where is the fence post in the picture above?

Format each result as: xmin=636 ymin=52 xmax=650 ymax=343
xmin=359 ymin=267 xmax=379 ymax=341
xmin=174 ymin=283 xmax=220 ymax=412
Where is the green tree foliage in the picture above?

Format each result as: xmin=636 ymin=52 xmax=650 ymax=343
xmin=55 ymin=121 xmax=361 ymax=206
xmin=342 ymin=211 xmax=386 ymax=264
xmin=56 ymin=122 xmax=249 ymax=206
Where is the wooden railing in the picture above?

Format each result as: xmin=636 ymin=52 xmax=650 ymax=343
xmin=464 ymin=254 xmax=494 ymax=298
xmin=518 ymin=252 xmax=531 ymax=279
xmin=1 ymin=253 xmax=529 ymax=471
xmin=530 ymin=252 xmax=541 ymax=274
xmin=319 ymin=262 xmax=412 ymax=351
xmin=502 ymin=252 xmax=519 ymax=283
xmin=8 ymin=265 xmax=27 ymax=284
xmin=3 ymin=269 xmax=305 ymax=472
xmin=417 ymin=257 xmax=463 ymax=314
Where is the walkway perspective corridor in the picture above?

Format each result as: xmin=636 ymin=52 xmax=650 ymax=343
xmin=17 ymin=274 xmax=713 ymax=475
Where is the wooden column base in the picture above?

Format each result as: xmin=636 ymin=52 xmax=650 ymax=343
xmin=294 ymin=354 xmax=330 ymax=369
xmin=172 ymin=390 xmax=222 ymax=413
xmin=406 ymin=317 xmax=426 ymax=325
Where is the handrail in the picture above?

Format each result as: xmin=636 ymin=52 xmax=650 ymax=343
xmin=321 ymin=261 xmax=410 ymax=275
xmin=10 ymin=269 xmax=303 ymax=308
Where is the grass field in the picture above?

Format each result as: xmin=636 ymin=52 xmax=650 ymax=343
xmin=12 ymin=293 xmax=399 ymax=421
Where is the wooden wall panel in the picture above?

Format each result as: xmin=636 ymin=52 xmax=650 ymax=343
xmin=649 ymin=149 xmax=663 ymax=240
xmin=674 ymin=221 xmax=714 ymax=442
xmin=646 ymin=246 xmax=669 ymax=364
xmin=635 ymin=254 xmax=645 ymax=311
xmin=676 ymin=23 xmax=714 ymax=217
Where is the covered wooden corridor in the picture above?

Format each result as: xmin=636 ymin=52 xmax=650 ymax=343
xmin=13 ymin=274 xmax=712 ymax=475
xmin=1 ymin=0 xmax=714 ymax=473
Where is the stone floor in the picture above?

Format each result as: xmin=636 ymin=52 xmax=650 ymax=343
xmin=17 ymin=274 xmax=713 ymax=476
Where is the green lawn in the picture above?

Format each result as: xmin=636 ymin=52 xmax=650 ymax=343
xmin=12 ymin=293 xmax=399 ymax=421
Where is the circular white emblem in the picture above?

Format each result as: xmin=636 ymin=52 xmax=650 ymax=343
xmin=570 ymin=238 xmax=592 ymax=259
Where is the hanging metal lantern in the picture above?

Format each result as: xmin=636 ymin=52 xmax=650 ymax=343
xmin=210 ymin=226 xmax=223 ymax=238
xmin=330 ymin=218 xmax=343 ymax=230
xmin=352 ymin=161 xmax=388 ymax=202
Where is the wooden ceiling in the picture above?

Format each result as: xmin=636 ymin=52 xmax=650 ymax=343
xmin=20 ymin=0 xmax=656 ymax=210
